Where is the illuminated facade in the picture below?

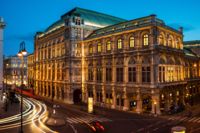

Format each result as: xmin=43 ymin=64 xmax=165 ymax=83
xmin=3 ymin=56 xmax=28 ymax=88
xmin=81 ymin=15 xmax=200 ymax=114
xmin=27 ymin=54 xmax=34 ymax=89
xmin=33 ymin=7 xmax=125 ymax=104
xmin=32 ymin=7 xmax=200 ymax=114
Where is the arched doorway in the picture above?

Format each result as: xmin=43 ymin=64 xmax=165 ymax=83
xmin=73 ymin=89 xmax=82 ymax=104
xmin=142 ymin=95 xmax=152 ymax=113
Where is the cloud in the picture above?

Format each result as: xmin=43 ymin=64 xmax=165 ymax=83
xmin=168 ymin=23 xmax=195 ymax=32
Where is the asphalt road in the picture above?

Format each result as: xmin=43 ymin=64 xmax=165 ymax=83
xmin=1 ymin=96 xmax=200 ymax=133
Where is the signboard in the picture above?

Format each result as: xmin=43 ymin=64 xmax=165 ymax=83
xmin=88 ymin=97 xmax=93 ymax=113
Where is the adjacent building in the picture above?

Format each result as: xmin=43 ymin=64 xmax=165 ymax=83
xmin=27 ymin=54 xmax=34 ymax=89
xmin=0 ymin=17 xmax=6 ymax=90
xmin=3 ymin=56 xmax=28 ymax=89
xmin=31 ymin=7 xmax=200 ymax=114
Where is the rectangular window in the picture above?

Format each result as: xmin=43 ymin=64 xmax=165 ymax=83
xmin=106 ymin=68 xmax=112 ymax=82
xmin=107 ymin=41 xmax=111 ymax=51
xmin=97 ymin=43 xmax=102 ymax=53
xmin=88 ymin=68 xmax=93 ymax=81
xmin=128 ymin=67 xmax=136 ymax=82
xmin=117 ymin=39 xmax=122 ymax=50
xmin=142 ymin=66 xmax=151 ymax=83
xmin=116 ymin=68 xmax=123 ymax=82
xmin=96 ymin=68 xmax=102 ymax=82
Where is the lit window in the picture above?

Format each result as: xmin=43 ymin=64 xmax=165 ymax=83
xmin=89 ymin=45 xmax=93 ymax=54
xmin=97 ymin=43 xmax=102 ymax=53
xmin=143 ymin=34 xmax=149 ymax=46
xmin=107 ymin=41 xmax=111 ymax=51
xmin=159 ymin=35 xmax=164 ymax=45
xmin=168 ymin=37 xmax=173 ymax=47
xmin=117 ymin=39 xmax=122 ymax=49
xmin=129 ymin=37 xmax=135 ymax=48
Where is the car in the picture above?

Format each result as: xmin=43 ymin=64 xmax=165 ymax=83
xmin=87 ymin=120 xmax=105 ymax=132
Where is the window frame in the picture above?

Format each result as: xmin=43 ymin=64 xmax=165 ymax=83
xmin=143 ymin=34 xmax=149 ymax=46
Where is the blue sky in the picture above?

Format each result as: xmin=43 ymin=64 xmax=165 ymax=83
xmin=0 ymin=0 xmax=200 ymax=56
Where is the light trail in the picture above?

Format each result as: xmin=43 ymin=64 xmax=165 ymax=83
xmin=0 ymin=97 xmax=57 ymax=133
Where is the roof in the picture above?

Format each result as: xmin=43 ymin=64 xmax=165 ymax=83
xmin=37 ymin=7 xmax=126 ymax=38
xmin=183 ymin=47 xmax=198 ymax=57
xmin=85 ymin=14 xmax=181 ymax=40
xmin=184 ymin=40 xmax=200 ymax=48
xmin=61 ymin=7 xmax=126 ymax=27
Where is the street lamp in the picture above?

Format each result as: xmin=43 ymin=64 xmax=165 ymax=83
xmin=17 ymin=41 xmax=27 ymax=133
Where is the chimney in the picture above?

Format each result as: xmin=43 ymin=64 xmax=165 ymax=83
xmin=179 ymin=27 xmax=183 ymax=33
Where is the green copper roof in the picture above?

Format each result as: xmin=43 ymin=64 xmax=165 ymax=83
xmin=183 ymin=47 xmax=198 ymax=57
xmin=184 ymin=40 xmax=200 ymax=48
xmin=37 ymin=7 xmax=126 ymax=37
xmin=85 ymin=14 xmax=181 ymax=40
xmin=61 ymin=7 xmax=126 ymax=27
xmin=184 ymin=40 xmax=200 ymax=45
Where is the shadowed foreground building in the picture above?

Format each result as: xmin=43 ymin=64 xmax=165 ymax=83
xmin=31 ymin=7 xmax=200 ymax=114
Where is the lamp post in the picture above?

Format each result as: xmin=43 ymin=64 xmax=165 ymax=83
xmin=17 ymin=41 xmax=27 ymax=133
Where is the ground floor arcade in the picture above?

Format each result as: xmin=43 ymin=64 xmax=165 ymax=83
xmin=81 ymin=84 xmax=187 ymax=115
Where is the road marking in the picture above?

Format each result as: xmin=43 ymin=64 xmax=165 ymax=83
xmin=153 ymin=128 xmax=159 ymax=131
xmin=137 ymin=128 xmax=144 ymax=132
xmin=69 ymin=124 xmax=77 ymax=133
xmin=188 ymin=117 xmax=197 ymax=122
xmin=66 ymin=116 xmax=112 ymax=124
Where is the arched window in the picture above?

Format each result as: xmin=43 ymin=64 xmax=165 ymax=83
xmin=168 ymin=36 xmax=173 ymax=47
xmin=176 ymin=38 xmax=181 ymax=49
xmin=129 ymin=36 xmax=135 ymax=48
xmin=89 ymin=44 xmax=93 ymax=54
xmin=107 ymin=41 xmax=111 ymax=51
xmin=143 ymin=34 xmax=149 ymax=46
xmin=97 ymin=43 xmax=102 ymax=53
xmin=158 ymin=35 xmax=164 ymax=45
xmin=117 ymin=39 xmax=122 ymax=49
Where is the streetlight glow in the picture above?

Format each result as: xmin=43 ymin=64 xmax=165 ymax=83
xmin=17 ymin=41 xmax=27 ymax=133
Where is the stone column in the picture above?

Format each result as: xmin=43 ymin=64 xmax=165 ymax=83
xmin=151 ymin=90 xmax=161 ymax=115
xmin=59 ymin=87 xmax=62 ymax=100
xmin=164 ymin=93 xmax=170 ymax=112
xmin=151 ymin=54 xmax=155 ymax=85
xmin=66 ymin=86 xmax=74 ymax=104
xmin=46 ymin=83 xmax=49 ymax=97
xmin=111 ymin=87 xmax=116 ymax=109
xmin=123 ymin=90 xmax=130 ymax=111
xmin=112 ymin=58 xmax=116 ymax=83
xmin=50 ymin=83 xmax=52 ymax=99
xmin=136 ymin=89 xmax=142 ymax=113
xmin=102 ymin=86 xmax=106 ymax=104
xmin=93 ymin=85 xmax=97 ymax=104
xmin=54 ymin=83 xmax=58 ymax=100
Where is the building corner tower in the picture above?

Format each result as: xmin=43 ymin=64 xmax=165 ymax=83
xmin=0 ymin=17 xmax=6 ymax=90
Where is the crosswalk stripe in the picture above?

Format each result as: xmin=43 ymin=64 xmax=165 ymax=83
xmin=179 ymin=117 xmax=187 ymax=121
xmin=188 ymin=117 xmax=197 ymax=122
xmin=66 ymin=118 xmax=75 ymax=124
xmin=68 ymin=117 xmax=80 ymax=124
xmin=193 ymin=118 xmax=200 ymax=122
xmin=66 ymin=116 xmax=112 ymax=124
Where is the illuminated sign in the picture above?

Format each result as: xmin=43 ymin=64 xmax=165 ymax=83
xmin=171 ymin=126 xmax=186 ymax=133
xmin=88 ymin=97 xmax=93 ymax=113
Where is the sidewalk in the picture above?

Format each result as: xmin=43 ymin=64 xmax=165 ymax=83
xmin=0 ymin=98 xmax=20 ymax=118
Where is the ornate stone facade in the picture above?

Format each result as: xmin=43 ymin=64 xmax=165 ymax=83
xmin=31 ymin=8 xmax=200 ymax=114
xmin=33 ymin=7 xmax=125 ymax=104
xmin=81 ymin=15 xmax=200 ymax=114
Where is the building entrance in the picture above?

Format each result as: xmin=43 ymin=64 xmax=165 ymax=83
xmin=73 ymin=89 xmax=82 ymax=103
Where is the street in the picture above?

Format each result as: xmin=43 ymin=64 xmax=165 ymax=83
xmin=1 ymin=95 xmax=200 ymax=133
